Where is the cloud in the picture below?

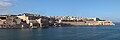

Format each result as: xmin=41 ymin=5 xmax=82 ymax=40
xmin=1 ymin=0 xmax=10 ymax=1
xmin=0 ymin=0 xmax=13 ymax=9
xmin=0 ymin=0 xmax=14 ymax=15
xmin=0 ymin=0 xmax=22 ymax=15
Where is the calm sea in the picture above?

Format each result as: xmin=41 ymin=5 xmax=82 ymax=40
xmin=0 ymin=22 xmax=120 ymax=40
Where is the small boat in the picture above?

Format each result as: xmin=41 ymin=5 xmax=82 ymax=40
xmin=31 ymin=26 xmax=38 ymax=29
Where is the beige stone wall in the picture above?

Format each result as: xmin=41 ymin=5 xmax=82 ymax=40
xmin=17 ymin=15 xmax=27 ymax=21
xmin=62 ymin=22 xmax=86 ymax=26
xmin=17 ymin=15 xmax=30 ymax=24
xmin=61 ymin=20 xmax=114 ymax=26
xmin=98 ymin=20 xmax=114 ymax=25
xmin=0 ymin=21 xmax=5 ymax=25
xmin=85 ymin=21 xmax=100 ymax=25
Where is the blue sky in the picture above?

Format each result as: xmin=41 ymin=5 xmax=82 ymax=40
xmin=0 ymin=0 xmax=120 ymax=22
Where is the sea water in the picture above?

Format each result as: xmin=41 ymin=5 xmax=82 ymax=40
xmin=0 ymin=22 xmax=120 ymax=40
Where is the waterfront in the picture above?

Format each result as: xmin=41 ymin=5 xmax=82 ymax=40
xmin=0 ymin=23 xmax=120 ymax=40
xmin=0 ymin=13 xmax=114 ymax=29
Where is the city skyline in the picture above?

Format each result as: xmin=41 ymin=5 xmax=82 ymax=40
xmin=0 ymin=0 xmax=120 ymax=22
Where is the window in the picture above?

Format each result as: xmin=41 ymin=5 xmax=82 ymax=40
xmin=28 ymin=16 xmax=36 ymax=20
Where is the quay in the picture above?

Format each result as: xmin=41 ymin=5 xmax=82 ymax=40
xmin=0 ymin=13 xmax=115 ymax=29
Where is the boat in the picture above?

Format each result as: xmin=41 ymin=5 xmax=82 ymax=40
xmin=31 ymin=26 xmax=38 ymax=29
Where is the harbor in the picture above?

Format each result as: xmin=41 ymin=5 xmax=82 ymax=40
xmin=0 ymin=13 xmax=115 ymax=29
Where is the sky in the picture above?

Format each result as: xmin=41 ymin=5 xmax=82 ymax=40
xmin=0 ymin=0 xmax=120 ymax=22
